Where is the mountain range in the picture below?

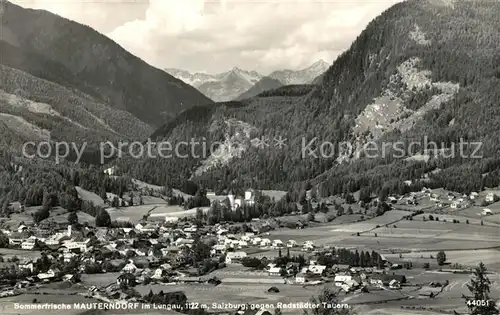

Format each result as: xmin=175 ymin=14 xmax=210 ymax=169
xmin=165 ymin=60 xmax=330 ymax=102
xmin=0 ymin=0 xmax=212 ymax=153
xmin=119 ymin=0 xmax=500 ymax=197
xmin=3 ymin=0 xmax=500 ymax=202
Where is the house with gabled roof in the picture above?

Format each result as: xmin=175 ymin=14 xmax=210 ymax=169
xmin=37 ymin=268 xmax=60 ymax=280
xmin=19 ymin=261 xmax=34 ymax=273
xmin=122 ymin=260 xmax=138 ymax=274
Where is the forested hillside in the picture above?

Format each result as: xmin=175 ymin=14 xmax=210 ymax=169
xmin=0 ymin=152 xmax=130 ymax=224
xmin=0 ymin=1 xmax=212 ymax=127
xmin=116 ymin=0 xmax=500 ymax=198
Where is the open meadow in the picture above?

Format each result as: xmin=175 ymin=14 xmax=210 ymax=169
xmin=133 ymin=282 xmax=328 ymax=314
xmin=0 ymin=206 xmax=94 ymax=228
xmin=106 ymin=205 xmax=157 ymax=223
xmin=268 ymin=209 xmax=500 ymax=263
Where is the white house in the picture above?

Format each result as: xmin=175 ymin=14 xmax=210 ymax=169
xmin=225 ymin=251 xmax=247 ymax=264
xmin=387 ymin=196 xmax=398 ymax=203
xmin=241 ymin=233 xmax=254 ymax=242
xmin=308 ymin=265 xmax=327 ymax=275
xmin=450 ymin=201 xmax=461 ymax=209
xmin=389 ymin=279 xmax=401 ymax=289
xmin=486 ymin=193 xmax=495 ymax=203
xmin=175 ymin=238 xmax=194 ymax=247
xmin=430 ymin=193 xmax=440 ymax=202
xmin=295 ymin=273 xmax=307 ymax=284
xmin=244 ymin=189 xmax=260 ymax=206
xmin=138 ymin=223 xmax=157 ymax=233
xmin=104 ymin=166 xmax=118 ymax=176
xmin=251 ymin=237 xmax=262 ymax=245
xmin=272 ymin=240 xmax=284 ymax=248
xmin=63 ymin=238 xmax=91 ymax=253
xmin=45 ymin=233 xmax=65 ymax=245
xmin=302 ymin=242 xmax=314 ymax=251
xmin=21 ymin=236 xmax=37 ymax=250
xmin=37 ymin=269 xmax=57 ymax=280
xmin=260 ymin=239 xmax=272 ymax=247
xmin=17 ymin=225 xmax=28 ymax=233
xmin=268 ymin=267 xmax=281 ymax=276
xmin=216 ymin=228 xmax=229 ymax=236
xmin=211 ymin=244 xmax=227 ymax=256
xmin=122 ymin=261 xmax=138 ymax=273
xmin=334 ymin=274 xmax=352 ymax=283
xmin=63 ymin=252 xmax=77 ymax=263
xmin=286 ymin=240 xmax=298 ymax=248
xmin=152 ymin=268 xmax=166 ymax=280
xmin=482 ymin=208 xmax=493 ymax=216
xmin=470 ymin=192 xmax=479 ymax=200
xmin=370 ymin=278 xmax=383 ymax=286
xmin=266 ymin=263 xmax=277 ymax=270
xmin=135 ymin=223 xmax=145 ymax=230
xmin=8 ymin=233 xmax=26 ymax=246
xmin=184 ymin=226 xmax=198 ymax=233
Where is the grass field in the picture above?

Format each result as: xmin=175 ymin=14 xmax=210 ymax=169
xmin=81 ymin=272 xmax=121 ymax=288
xmin=133 ymin=282 xmax=327 ymax=314
xmin=148 ymin=205 xmax=185 ymax=216
xmin=106 ymin=205 xmax=157 ymax=223
xmin=0 ymin=248 xmax=42 ymax=261
xmin=268 ymin=208 xmax=500 ymax=257
xmin=152 ymin=207 xmax=210 ymax=219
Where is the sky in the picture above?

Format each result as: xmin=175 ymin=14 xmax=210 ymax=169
xmin=11 ymin=0 xmax=402 ymax=74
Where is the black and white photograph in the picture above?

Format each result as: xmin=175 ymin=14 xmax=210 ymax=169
xmin=0 ymin=0 xmax=499 ymax=314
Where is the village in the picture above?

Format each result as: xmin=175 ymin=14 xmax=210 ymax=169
xmin=1 ymin=180 xmax=500 ymax=315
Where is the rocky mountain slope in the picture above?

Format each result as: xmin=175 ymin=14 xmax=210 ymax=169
xmin=0 ymin=1 xmax=212 ymax=128
xmin=165 ymin=60 xmax=329 ymax=102
xmin=117 ymin=0 xmax=500 ymax=197
xmin=197 ymin=68 xmax=262 ymax=102
xmin=0 ymin=64 xmax=154 ymax=144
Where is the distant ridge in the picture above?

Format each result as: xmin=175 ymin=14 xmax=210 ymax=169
xmin=165 ymin=60 xmax=329 ymax=102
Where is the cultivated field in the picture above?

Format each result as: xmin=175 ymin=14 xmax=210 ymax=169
xmin=386 ymin=249 xmax=500 ymax=269
xmin=106 ymin=205 xmax=158 ymax=222
xmin=133 ymin=282 xmax=326 ymax=315
xmin=269 ymin=209 xmax=500 ymax=256
xmin=150 ymin=207 xmax=210 ymax=219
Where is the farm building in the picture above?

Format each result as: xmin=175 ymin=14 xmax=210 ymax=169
xmin=482 ymin=208 xmax=493 ymax=216
xmin=225 ymin=251 xmax=247 ymax=264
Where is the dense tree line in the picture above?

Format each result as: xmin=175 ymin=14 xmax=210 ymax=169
xmin=0 ymin=158 xmax=128 ymax=223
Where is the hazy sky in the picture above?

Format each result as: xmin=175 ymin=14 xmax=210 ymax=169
xmin=11 ymin=0 xmax=402 ymax=74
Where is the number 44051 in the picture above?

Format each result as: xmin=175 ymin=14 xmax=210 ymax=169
xmin=466 ymin=300 xmax=491 ymax=306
